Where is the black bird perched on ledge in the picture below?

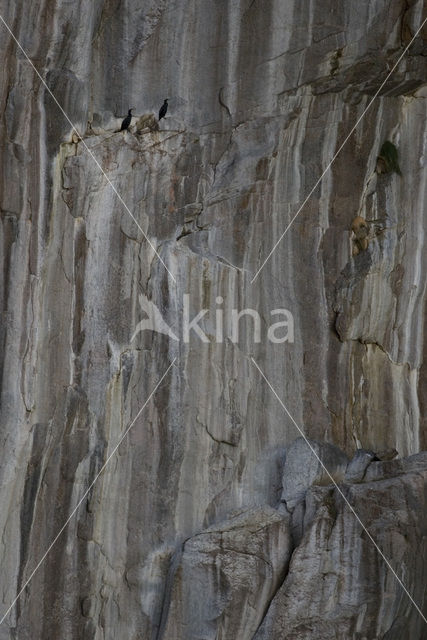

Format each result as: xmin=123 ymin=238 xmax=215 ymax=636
xmin=120 ymin=108 xmax=134 ymax=131
xmin=159 ymin=99 xmax=168 ymax=120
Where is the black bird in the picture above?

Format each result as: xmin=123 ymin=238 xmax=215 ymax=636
xmin=159 ymin=99 xmax=169 ymax=121
xmin=120 ymin=108 xmax=134 ymax=131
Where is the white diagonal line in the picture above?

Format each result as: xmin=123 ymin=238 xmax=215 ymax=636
xmin=251 ymin=15 xmax=427 ymax=283
xmin=251 ymin=356 xmax=427 ymax=625
xmin=0 ymin=358 xmax=176 ymax=626
xmin=0 ymin=14 xmax=176 ymax=284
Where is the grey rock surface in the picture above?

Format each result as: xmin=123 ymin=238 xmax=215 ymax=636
xmin=255 ymin=455 xmax=427 ymax=640
xmin=345 ymin=448 xmax=378 ymax=482
xmin=0 ymin=0 xmax=427 ymax=638
xmin=281 ymin=437 xmax=349 ymax=508
xmin=160 ymin=507 xmax=292 ymax=640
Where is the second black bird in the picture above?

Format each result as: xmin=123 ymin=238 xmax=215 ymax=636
xmin=159 ymin=99 xmax=168 ymax=121
xmin=120 ymin=108 xmax=134 ymax=131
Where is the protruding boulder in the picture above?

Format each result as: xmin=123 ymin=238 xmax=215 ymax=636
xmin=255 ymin=453 xmax=427 ymax=640
xmin=280 ymin=437 xmax=349 ymax=509
xmin=345 ymin=448 xmax=378 ymax=482
xmin=160 ymin=507 xmax=291 ymax=640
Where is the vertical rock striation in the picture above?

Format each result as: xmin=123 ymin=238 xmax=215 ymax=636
xmin=0 ymin=0 xmax=426 ymax=638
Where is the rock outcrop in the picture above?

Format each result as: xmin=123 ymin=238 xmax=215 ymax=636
xmin=280 ymin=437 xmax=350 ymax=508
xmin=144 ymin=442 xmax=427 ymax=639
xmin=255 ymin=447 xmax=427 ymax=640
xmin=160 ymin=507 xmax=292 ymax=640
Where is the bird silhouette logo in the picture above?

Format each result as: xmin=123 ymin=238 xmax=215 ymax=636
xmin=131 ymin=294 xmax=179 ymax=342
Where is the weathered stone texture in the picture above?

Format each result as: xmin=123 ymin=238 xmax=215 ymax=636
xmin=255 ymin=450 xmax=427 ymax=640
xmin=160 ymin=507 xmax=292 ymax=640
xmin=0 ymin=0 xmax=427 ymax=638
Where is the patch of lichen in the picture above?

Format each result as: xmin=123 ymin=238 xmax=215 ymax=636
xmin=377 ymin=140 xmax=402 ymax=176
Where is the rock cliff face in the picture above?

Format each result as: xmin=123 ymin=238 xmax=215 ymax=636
xmin=0 ymin=0 xmax=426 ymax=638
